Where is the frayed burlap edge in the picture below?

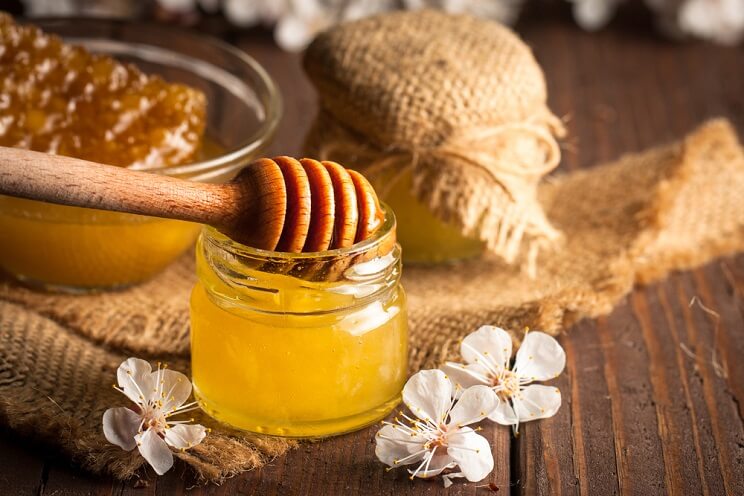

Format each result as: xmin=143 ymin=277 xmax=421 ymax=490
xmin=631 ymin=119 xmax=744 ymax=284
xmin=303 ymin=10 xmax=568 ymax=265
xmin=305 ymin=107 xmax=567 ymax=266
xmin=0 ymin=300 xmax=296 ymax=483
xmin=404 ymin=118 xmax=744 ymax=370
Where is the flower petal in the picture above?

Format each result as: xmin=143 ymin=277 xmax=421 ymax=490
xmin=513 ymin=332 xmax=566 ymax=382
xmin=102 ymin=407 xmax=141 ymax=451
xmin=136 ymin=429 xmax=174 ymax=475
xmin=441 ymin=362 xmax=491 ymax=398
xmin=488 ymin=398 xmax=519 ymax=426
xmin=157 ymin=369 xmax=192 ymax=411
xmin=375 ymin=424 xmax=426 ymax=467
xmin=512 ymin=384 xmax=562 ymax=422
xmin=460 ymin=326 xmax=512 ymax=372
xmin=402 ymin=369 xmax=452 ymax=424
xmin=572 ymin=0 xmax=618 ymax=31
xmin=117 ymin=358 xmax=154 ymax=404
xmin=442 ymin=471 xmax=466 ymax=487
xmin=223 ymin=0 xmax=262 ymax=26
xmin=164 ymin=424 xmax=207 ymax=450
xmin=409 ymin=452 xmax=456 ymax=479
xmin=447 ymin=428 xmax=494 ymax=482
xmin=448 ymin=385 xmax=499 ymax=427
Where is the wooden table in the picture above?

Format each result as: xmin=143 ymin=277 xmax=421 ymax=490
xmin=2 ymin=5 xmax=743 ymax=495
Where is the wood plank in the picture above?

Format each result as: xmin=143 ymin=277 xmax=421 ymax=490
xmin=693 ymin=261 xmax=744 ymax=426
xmin=0 ymin=430 xmax=46 ymax=495
xmin=182 ymin=421 xmax=510 ymax=496
xmin=675 ymin=268 xmax=744 ymax=495
xmin=1 ymin=8 xmax=743 ymax=496
xmin=633 ymin=289 xmax=706 ymax=496
xmin=516 ymin=2 xmax=744 ymax=493
xmin=663 ymin=272 xmax=730 ymax=495
xmin=40 ymin=462 xmax=114 ymax=496
xmin=518 ymin=319 xmax=620 ymax=496
xmin=517 ymin=256 xmax=744 ymax=496
xmin=598 ymin=310 xmax=669 ymax=494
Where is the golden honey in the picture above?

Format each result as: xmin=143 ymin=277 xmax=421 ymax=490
xmin=373 ymin=170 xmax=484 ymax=263
xmin=0 ymin=139 xmax=229 ymax=290
xmin=0 ymin=196 xmax=200 ymax=289
xmin=0 ymin=14 xmax=212 ymax=290
xmin=0 ymin=137 xmax=226 ymax=290
xmin=0 ymin=14 xmax=206 ymax=169
xmin=190 ymin=207 xmax=408 ymax=437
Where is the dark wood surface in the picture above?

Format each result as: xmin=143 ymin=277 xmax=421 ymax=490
xmin=2 ymin=5 xmax=744 ymax=495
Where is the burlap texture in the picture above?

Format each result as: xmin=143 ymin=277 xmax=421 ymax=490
xmin=304 ymin=10 xmax=567 ymax=262
xmin=1 ymin=119 xmax=743 ymax=482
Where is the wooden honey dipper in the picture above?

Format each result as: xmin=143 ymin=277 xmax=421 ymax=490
xmin=0 ymin=148 xmax=384 ymax=252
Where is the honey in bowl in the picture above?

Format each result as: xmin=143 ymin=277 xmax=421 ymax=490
xmin=0 ymin=14 xmax=210 ymax=290
xmin=0 ymin=14 xmax=205 ymax=168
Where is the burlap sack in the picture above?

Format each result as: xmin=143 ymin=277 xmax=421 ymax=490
xmin=304 ymin=10 xmax=567 ymax=263
xmin=1 ymin=119 xmax=743 ymax=482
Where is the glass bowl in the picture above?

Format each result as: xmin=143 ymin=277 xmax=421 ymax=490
xmin=0 ymin=18 xmax=281 ymax=292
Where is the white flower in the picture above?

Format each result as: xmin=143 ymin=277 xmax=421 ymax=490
xmin=375 ymin=369 xmax=497 ymax=486
xmin=441 ymin=326 xmax=565 ymax=433
xmin=224 ymin=0 xmax=289 ymax=27
xmin=273 ymin=0 xmax=336 ymax=52
xmin=274 ymin=0 xmax=395 ymax=51
xmin=570 ymin=0 xmax=620 ymax=31
xmin=678 ymin=0 xmax=744 ymax=45
xmin=103 ymin=358 xmax=207 ymax=475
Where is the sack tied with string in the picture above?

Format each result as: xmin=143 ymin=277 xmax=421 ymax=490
xmin=303 ymin=9 xmax=566 ymax=264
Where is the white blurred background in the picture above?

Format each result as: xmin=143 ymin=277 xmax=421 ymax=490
xmin=7 ymin=0 xmax=744 ymax=50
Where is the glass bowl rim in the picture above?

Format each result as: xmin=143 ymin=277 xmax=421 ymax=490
xmin=32 ymin=17 xmax=283 ymax=180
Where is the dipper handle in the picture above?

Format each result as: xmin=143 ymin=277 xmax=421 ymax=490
xmin=0 ymin=148 xmax=384 ymax=253
xmin=0 ymin=146 xmax=239 ymax=226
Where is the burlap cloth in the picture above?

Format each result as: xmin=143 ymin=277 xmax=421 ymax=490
xmin=1 ymin=119 xmax=743 ymax=482
xmin=304 ymin=10 xmax=567 ymax=263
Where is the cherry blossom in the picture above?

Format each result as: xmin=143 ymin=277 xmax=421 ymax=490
xmin=375 ymin=369 xmax=497 ymax=486
xmin=103 ymin=358 xmax=207 ymax=475
xmin=441 ymin=325 xmax=565 ymax=433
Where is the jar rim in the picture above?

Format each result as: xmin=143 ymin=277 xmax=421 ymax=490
xmin=202 ymin=203 xmax=397 ymax=261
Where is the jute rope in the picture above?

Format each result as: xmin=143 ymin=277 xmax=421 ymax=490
xmin=314 ymin=113 xmax=566 ymax=264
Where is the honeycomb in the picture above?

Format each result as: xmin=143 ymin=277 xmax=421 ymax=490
xmin=0 ymin=14 xmax=206 ymax=168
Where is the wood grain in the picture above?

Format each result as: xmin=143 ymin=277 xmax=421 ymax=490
xmin=1 ymin=5 xmax=743 ymax=495
xmin=0 ymin=146 xmax=239 ymax=225
xmin=514 ymin=5 xmax=744 ymax=496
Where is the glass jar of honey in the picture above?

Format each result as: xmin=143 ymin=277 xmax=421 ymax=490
xmin=190 ymin=205 xmax=408 ymax=438
xmin=371 ymin=169 xmax=485 ymax=264
xmin=0 ymin=19 xmax=280 ymax=291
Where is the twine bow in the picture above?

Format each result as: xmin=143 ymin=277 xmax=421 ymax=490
xmin=319 ymin=113 xmax=564 ymax=199
xmin=314 ymin=113 xmax=565 ymax=272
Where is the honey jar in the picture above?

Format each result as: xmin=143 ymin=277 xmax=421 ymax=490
xmin=367 ymin=169 xmax=485 ymax=263
xmin=190 ymin=205 xmax=408 ymax=437
xmin=304 ymin=11 xmax=565 ymax=265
